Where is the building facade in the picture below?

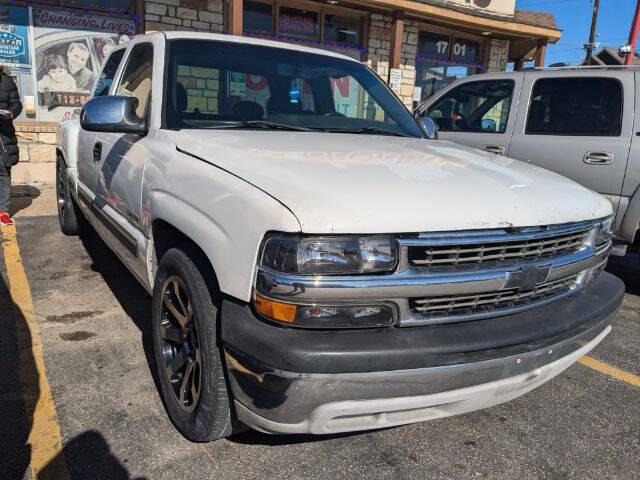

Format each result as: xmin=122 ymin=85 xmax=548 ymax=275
xmin=0 ymin=0 xmax=559 ymax=182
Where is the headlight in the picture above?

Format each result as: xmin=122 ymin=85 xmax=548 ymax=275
xmin=260 ymin=234 xmax=398 ymax=275
xmin=595 ymin=216 xmax=615 ymax=248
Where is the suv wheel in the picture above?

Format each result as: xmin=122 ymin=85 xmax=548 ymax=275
xmin=152 ymin=246 xmax=236 ymax=442
xmin=56 ymin=157 xmax=86 ymax=236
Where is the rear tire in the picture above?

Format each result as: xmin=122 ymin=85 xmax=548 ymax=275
xmin=56 ymin=157 xmax=86 ymax=236
xmin=152 ymin=246 xmax=237 ymax=442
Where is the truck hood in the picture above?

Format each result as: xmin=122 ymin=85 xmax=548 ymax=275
xmin=175 ymin=130 xmax=612 ymax=233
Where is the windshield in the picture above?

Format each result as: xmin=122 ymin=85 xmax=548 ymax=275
xmin=164 ymin=39 xmax=424 ymax=138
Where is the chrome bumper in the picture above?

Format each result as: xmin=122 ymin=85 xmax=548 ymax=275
xmin=228 ymin=322 xmax=613 ymax=435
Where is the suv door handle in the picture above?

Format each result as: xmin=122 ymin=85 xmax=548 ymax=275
xmin=584 ymin=152 xmax=614 ymax=165
xmin=483 ymin=145 xmax=506 ymax=155
xmin=93 ymin=142 xmax=102 ymax=162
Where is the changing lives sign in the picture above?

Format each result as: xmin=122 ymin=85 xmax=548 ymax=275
xmin=0 ymin=6 xmax=30 ymax=68
xmin=33 ymin=8 xmax=136 ymax=121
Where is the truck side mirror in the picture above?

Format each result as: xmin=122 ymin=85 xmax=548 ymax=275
xmin=80 ymin=96 xmax=146 ymax=135
xmin=418 ymin=117 xmax=439 ymax=140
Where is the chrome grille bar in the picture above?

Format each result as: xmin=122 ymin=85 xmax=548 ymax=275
xmin=411 ymin=274 xmax=578 ymax=315
xmin=408 ymin=230 xmax=590 ymax=268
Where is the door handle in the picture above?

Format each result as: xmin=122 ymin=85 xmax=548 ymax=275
xmin=93 ymin=142 xmax=102 ymax=162
xmin=483 ymin=145 xmax=506 ymax=155
xmin=584 ymin=151 xmax=614 ymax=165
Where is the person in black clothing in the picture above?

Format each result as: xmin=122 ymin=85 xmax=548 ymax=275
xmin=0 ymin=67 xmax=23 ymax=226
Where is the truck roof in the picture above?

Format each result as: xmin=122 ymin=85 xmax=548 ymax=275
xmin=147 ymin=31 xmax=361 ymax=63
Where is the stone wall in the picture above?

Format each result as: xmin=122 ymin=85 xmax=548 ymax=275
xmin=367 ymin=15 xmax=419 ymax=109
xmin=366 ymin=14 xmax=392 ymax=81
xmin=398 ymin=20 xmax=419 ymax=108
xmin=14 ymin=123 xmax=58 ymax=185
xmin=487 ymin=38 xmax=509 ymax=72
xmin=144 ymin=0 xmax=223 ymax=33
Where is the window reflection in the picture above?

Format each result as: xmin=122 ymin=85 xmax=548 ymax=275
xmin=324 ymin=14 xmax=360 ymax=47
xmin=243 ymin=0 xmax=274 ymax=34
xmin=279 ymin=7 xmax=318 ymax=39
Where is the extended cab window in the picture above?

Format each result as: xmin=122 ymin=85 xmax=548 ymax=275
xmin=426 ymin=80 xmax=514 ymax=134
xmin=165 ymin=39 xmax=423 ymax=138
xmin=526 ymin=77 xmax=622 ymax=136
xmin=93 ymin=49 xmax=125 ymax=97
xmin=116 ymin=43 xmax=153 ymax=119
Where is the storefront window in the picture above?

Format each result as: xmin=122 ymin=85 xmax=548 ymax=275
xmin=278 ymin=6 xmax=318 ymax=40
xmin=417 ymin=32 xmax=450 ymax=61
xmin=244 ymin=1 xmax=274 ymax=34
xmin=324 ymin=14 xmax=361 ymax=47
xmin=415 ymin=31 xmax=482 ymax=102
xmin=62 ymin=0 xmax=135 ymax=14
xmin=451 ymin=38 xmax=479 ymax=64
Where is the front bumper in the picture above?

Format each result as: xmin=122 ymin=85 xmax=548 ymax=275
xmin=221 ymin=272 xmax=624 ymax=435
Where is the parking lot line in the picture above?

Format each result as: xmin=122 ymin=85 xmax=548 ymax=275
xmin=578 ymin=356 xmax=640 ymax=388
xmin=1 ymin=224 xmax=69 ymax=480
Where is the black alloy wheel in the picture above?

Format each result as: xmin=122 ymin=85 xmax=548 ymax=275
xmin=159 ymin=276 xmax=202 ymax=412
xmin=152 ymin=246 xmax=240 ymax=441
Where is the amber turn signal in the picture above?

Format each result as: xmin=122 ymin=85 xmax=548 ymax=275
xmin=254 ymin=294 xmax=297 ymax=324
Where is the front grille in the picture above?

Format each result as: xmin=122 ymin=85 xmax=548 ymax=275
xmin=410 ymin=274 xmax=578 ymax=320
xmin=408 ymin=230 xmax=590 ymax=269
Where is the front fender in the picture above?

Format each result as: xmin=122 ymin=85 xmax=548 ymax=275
xmin=144 ymin=146 xmax=301 ymax=302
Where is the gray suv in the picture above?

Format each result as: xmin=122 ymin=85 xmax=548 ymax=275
xmin=415 ymin=67 xmax=637 ymax=255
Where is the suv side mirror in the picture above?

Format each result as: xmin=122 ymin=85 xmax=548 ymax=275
xmin=80 ymin=96 xmax=146 ymax=135
xmin=418 ymin=117 xmax=439 ymax=140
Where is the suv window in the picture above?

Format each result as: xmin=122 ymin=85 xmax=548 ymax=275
xmin=116 ymin=43 xmax=153 ymax=118
xmin=526 ymin=77 xmax=622 ymax=136
xmin=426 ymin=80 xmax=514 ymax=134
xmin=93 ymin=49 xmax=125 ymax=97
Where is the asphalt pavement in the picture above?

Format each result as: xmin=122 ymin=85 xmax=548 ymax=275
xmin=1 ymin=211 xmax=639 ymax=480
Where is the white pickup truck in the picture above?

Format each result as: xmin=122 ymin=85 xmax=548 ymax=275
xmin=56 ymin=32 xmax=623 ymax=442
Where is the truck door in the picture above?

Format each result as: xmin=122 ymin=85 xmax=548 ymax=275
xmin=76 ymin=48 xmax=126 ymax=199
xmin=508 ymin=72 xmax=633 ymax=209
xmin=419 ymin=73 xmax=523 ymax=156
xmin=91 ymin=41 xmax=156 ymax=283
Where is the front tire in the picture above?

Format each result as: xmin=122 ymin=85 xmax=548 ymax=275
xmin=56 ymin=157 xmax=86 ymax=236
xmin=152 ymin=246 xmax=235 ymax=442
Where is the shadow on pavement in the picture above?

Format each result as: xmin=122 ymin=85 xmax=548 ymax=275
xmin=606 ymin=253 xmax=640 ymax=296
xmin=0 ymin=230 xmax=148 ymax=480
xmin=79 ymin=229 xmax=160 ymax=393
xmin=0 ymin=270 xmax=37 ymax=479
xmin=9 ymin=185 xmax=41 ymax=217
xmin=229 ymin=428 xmax=370 ymax=446
xmin=40 ymin=430 xmax=148 ymax=480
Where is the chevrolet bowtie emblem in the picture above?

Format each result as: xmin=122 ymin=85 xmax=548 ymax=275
xmin=505 ymin=265 xmax=551 ymax=291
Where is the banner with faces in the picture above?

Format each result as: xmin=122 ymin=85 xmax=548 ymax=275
xmin=33 ymin=8 xmax=136 ymax=122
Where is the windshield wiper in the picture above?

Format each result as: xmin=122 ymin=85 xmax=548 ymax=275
xmin=321 ymin=126 xmax=407 ymax=137
xmin=203 ymin=120 xmax=315 ymax=132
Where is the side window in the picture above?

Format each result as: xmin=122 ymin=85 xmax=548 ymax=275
xmin=427 ymin=80 xmax=514 ymax=133
xmin=93 ymin=49 xmax=125 ymax=97
xmin=526 ymin=77 xmax=622 ymax=136
xmin=116 ymin=43 xmax=153 ymax=118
